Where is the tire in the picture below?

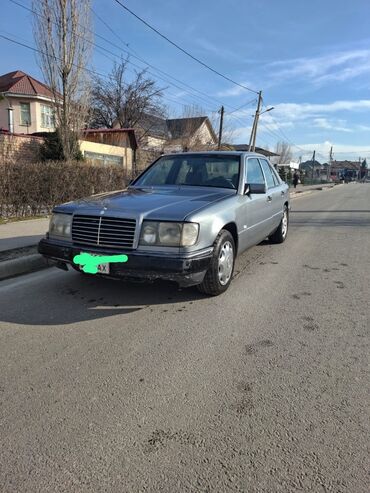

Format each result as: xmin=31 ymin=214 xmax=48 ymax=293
xmin=197 ymin=230 xmax=235 ymax=296
xmin=269 ymin=205 xmax=289 ymax=244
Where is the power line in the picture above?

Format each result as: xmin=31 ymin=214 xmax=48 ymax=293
xmin=112 ymin=0 xmax=260 ymax=95
xmin=91 ymin=13 xmax=228 ymax=110
xmin=6 ymin=1 xmax=267 ymax=136
xmin=257 ymin=122 xmax=325 ymax=160
xmin=259 ymin=115 xmax=323 ymax=158
xmin=12 ymin=0 xmax=262 ymax=117
xmin=91 ymin=4 xmax=253 ymax=112
xmin=224 ymin=113 xmax=273 ymax=149
xmin=260 ymin=100 xmax=329 ymax=160
xmin=91 ymin=5 xmax=143 ymax=59
xmin=0 ymin=32 xmax=219 ymax=114
xmin=8 ymin=0 xmax=231 ymax=113
xmin=259 ymin=101 xmax=370 ymax=160
xmin=227 ymin=98 xmax=257 ymax=115
xmin=262 ymin=114 xmax=370 ymax=159
xmin=0 ymin=33 xmax=110 ymax=80
xmin=327 ymin=150 xmax=370 ymax=155
xmin=260 ymin=100 xmax=302 ymax=146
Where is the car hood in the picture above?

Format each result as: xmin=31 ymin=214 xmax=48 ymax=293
xmin=54 ymin=186 xmax=236 ymax=221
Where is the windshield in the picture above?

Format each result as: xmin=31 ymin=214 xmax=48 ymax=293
xmin=134 ymin=154 xmax=240 ymax=190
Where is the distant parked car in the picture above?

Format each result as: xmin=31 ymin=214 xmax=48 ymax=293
xmin=39 ymin=152 xmax=290 ymax=295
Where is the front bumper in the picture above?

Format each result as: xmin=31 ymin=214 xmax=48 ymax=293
xmin=38 ymin=238 xmax=213 ymax=287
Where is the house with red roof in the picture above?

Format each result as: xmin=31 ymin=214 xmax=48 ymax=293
xmin=0 ymin=71 xmax=138 ymax=170
xmin=0 ymin=70 xmax=56 ymax=134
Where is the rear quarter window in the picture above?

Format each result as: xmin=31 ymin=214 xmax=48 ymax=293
xmin=259 ymin=159 xmax=277 ymax=188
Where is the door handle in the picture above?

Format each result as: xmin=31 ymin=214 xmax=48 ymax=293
xmin=267 ymin=195 xmax=272 ymax=202
xmin=281 ymin=191 xmax=285 ymax=196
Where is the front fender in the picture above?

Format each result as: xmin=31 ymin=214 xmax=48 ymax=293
xmin=186 ymin=197 xmax=238 ymax=250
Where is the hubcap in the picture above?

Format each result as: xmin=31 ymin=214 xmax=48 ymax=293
xmin=218 ymin=241 xmax=234 ymax=285
xmin=281 ymin=210 xmax=288 ymax=238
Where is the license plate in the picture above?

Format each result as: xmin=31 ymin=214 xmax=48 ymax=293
xmin=80 ymin=252 xmax=110 ymax=274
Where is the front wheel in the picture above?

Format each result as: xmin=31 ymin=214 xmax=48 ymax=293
xmin=269 ymin=205 xmax=289 ymax=244
xmin=197 ymin=230 xmax=235 ymax=296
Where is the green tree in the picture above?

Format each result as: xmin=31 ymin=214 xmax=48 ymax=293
xmin=360 ymin=159 xmax=367 ymax=179
xmin=40 ymin=130 xmax=83 ymax=161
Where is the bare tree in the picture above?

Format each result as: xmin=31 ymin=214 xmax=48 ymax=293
xmin=271 ymin=141 xmax=293 ymax=164
xmin=33 ymin=0 xmax=92 ymax=161
xmin=89 ymin=59 xmax=165 ymax=144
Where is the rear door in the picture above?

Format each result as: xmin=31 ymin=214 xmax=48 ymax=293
xmin=259 ymin=158 xmax=284 ymax=232
xmin=238 ymin=157 xmax=271 ymax=251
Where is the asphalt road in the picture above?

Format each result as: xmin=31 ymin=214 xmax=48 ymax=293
xmin=0 ymin=184 xmax=369 ymax=493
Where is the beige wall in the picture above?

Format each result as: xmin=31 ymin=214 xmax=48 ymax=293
xmin=0 ymin=96 xmax=56 ymax=134
xmin=79 ymin=140 xmax=134 ymax=171
xmin=145 ymin=136 xmax=166 ymax=148
xmin=191 ymin=121 xmax=216 ymax=146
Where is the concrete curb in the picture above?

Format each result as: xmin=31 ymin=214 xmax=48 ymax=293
xmin=291 ymin=190 xmax=314 ymax=199
xmin=0 ymin=253 xmax=49 ymax=281
xmin=290 ymin=184 xmax=339 ymax=199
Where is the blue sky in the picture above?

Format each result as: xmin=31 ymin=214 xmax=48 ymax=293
xmin=1 ymin=0 xmax=370 ymax=161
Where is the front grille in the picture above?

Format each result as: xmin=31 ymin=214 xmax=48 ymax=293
xmin=72 ymin=214 xmax=136 ymax=249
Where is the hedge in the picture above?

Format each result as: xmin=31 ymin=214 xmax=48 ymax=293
xmin=0 ymin=161 xmax=132 ymax=218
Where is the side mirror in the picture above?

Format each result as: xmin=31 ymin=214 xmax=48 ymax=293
xmin=244 ymin=183 xmax=266 ymax=195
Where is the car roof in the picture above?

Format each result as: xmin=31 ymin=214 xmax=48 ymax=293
xmin=160 ymin=151 xmax=268 ymax=159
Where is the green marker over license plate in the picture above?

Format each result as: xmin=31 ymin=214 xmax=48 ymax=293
xmin=73 ymin=252 xmax=128 ymax=274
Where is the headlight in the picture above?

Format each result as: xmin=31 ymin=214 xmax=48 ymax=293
xmin=182 ymin=223 xmax=199 ymax=246
xmin=141 ymin=223 xmax=157 ymax=244
xmin=158 ymin=222 xmax=181 ymax=246
xmin=49 ymin=213 xmax=72 ymax=239
xmin=139 ymin=221 xmax=199 ymax=247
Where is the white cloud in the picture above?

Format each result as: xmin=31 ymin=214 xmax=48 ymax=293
xmin=273 ymin=100 xmax=370 ymax=120
xmin=195 ymin=38 xmax=241 ymax=62
xmin=230 ymin=99 xmax=370 ymax=126
xmin=312 ymin=118 xmax=352 ymax=133
xmin=357 ymin=124 xmax=370 ymax=131
xmin=294 ymin=141 xmax=370 ymax=161
xmin=216 ymin=83 xmax=255 ymax=97
xmin=228 ymin=99 xmax=370 ymax=157
xmin=269 ymin=49 xmax=370 ymax=85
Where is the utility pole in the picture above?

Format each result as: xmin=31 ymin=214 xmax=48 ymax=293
xmin=217 ymin=105 xmax=224 ymax=150
xmin=248 ymin=90 xmax=262 ymax=152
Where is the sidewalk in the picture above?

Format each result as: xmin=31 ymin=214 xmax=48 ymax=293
xmin=0 ymin=217 xmax=49 ymax=280
xmin=0 ymin=217 xmax=49 ymax=252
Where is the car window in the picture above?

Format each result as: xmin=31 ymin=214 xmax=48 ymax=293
xmin=246 ymin=158 xmax=265 ymax=184
xmin=134 ymin=155 xmax=240 ymax=189
xmin=270 ymin=165 xmax=281 ymax=185
xmin=259 ymin=159 xmax=276 ymax=188
xmin=138 ymin=158 xmax=174 ymax=185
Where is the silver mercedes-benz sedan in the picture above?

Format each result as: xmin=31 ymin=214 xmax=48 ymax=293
xmin=39 ymin=152 xmax=290 ymax=295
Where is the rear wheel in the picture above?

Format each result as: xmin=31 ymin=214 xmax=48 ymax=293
xmin=197 ymin=230 xmax=235 ymax=296
xmin=269 ymin=205 xmax=289 ymax=244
